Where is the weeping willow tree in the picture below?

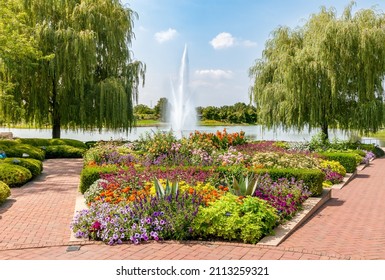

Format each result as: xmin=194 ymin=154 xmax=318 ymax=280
xmin=0 ymin=0 xmax=42 ymax=124
xmin=2 ymin=0 xmax=145 ymax=138
xmin=249 ymin=2 xmax=385 ymax=139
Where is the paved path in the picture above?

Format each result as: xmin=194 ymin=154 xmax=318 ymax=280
xmin=0 ymin=157 xmax=384 ymax=260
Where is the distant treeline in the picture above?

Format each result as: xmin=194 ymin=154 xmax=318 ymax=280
xmin=134 ymin=98 xmax=257 ymax=124
xmin=197 ymin=102 xmax=257 ymax=124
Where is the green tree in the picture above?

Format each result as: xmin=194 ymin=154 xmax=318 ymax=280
xmin=0 ymin=0 xmax=43 ymax=123
xmin=134 ymin=104 xmax=153 ymax=115
xmin=2 ymin=0 xmax=145 ymax=138
xmin=153 ymin=97 xmax=168 ymax=122
xmin=249 ymin=2 xmax=385 ymax=139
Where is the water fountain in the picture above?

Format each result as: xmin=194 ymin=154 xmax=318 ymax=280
xmin=167 ymin=45 xmax=197 ymax=136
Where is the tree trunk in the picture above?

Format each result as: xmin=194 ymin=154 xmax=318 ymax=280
xmin=52 ymin=112 xmax=61 ymax=138
xmin=51 ymin=74 xmax=61 ymax=139
xmin=321 ymin=122 xmax=329 ymax=140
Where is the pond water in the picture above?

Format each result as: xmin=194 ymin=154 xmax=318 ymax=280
xmin=2 ymin=125 xmax=377 ymax=144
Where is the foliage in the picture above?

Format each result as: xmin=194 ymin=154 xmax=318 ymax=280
xmin=229 ymin=173 xmax=260 ymax=197
xmin=17 ymin=138 xmax=87 ymax=149
xmin=249 ymin=4 xmax=385 ymax=138
xmin=79 ymin=165 xmax=119 ymax=194
xmin=84 ymin=141 xmax=137 ymax=166
xmin=199 ymin=102 xmax=257 ymax=124
xmin=0 ymin=141 xmax=45 ymax=161
xmin=84 ymin=179 xmax=109 ymax=205
xmin=44 ymin=145 xmax=85 ymax=159
xmin=2 ymin=0 xmax=145 ymax=138
xmin=253 ymin=168 xmax=325 ymax=197
xmin=0 ymin=180 xmax=11 ymax=204
xmin=0 ymin=163 xmax=32 ymax=187
xmin=192 ymin=193 xmax=278 ymax=244
xmin=234 ymin=141 xmax=288 ymax=155
xmin=319 ymin=160 xmax=346 ymax=176
xmin=154 ymin=178 xmax=178 ymax=198
xmin=137 ymin=130 xmax=177 ymax=160
xmin=1 ymin=157 xmax=43 ymax=178
xmin=320 ymin=152 xmax=360 ymax=173
xmin=251 ymin=152 xmax=321 ymax=169
xmin=254 ymin=174 xmax=311 ymax=219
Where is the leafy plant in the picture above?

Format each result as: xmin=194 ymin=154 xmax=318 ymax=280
xmin=192 ymin=193 xmax=278 ymax=244
xmin=0 ymin=181 xmax=11 ymax=204
xmin=154 ymin=177 xmax=178 ymax=198
xmin=230 ymin=173 xmax=260 ymax=196
xmin=0 ymin=163 xmax=32 ymax=187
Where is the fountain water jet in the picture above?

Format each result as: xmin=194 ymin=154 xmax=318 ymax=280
xmin=167 ymin=45 xmax=197 ymax=137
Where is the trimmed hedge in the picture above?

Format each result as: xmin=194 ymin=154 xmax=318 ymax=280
xmin=79 ymin=165 xmax=119 ymax=194
xmin=0 ymin=181 xmax=11 ymax=204
xmin=44 ymin=145 xmax=85 ymax=159
xmin=321 ymin=152 xmax=360 ymax=173
xmin=0 ymin=142 xmax=45 ymax=161
xmin=374 ymin=146 xmax=385 ymax=158
xmin=253 ymin=168 xmax=325 ymax=197
xmin=0 ymin=158 xmax=43 ymax=178
xmin=17 ymin=138 xmax=87 ymax=149
xmin=0 ymin=163 xmax=32 ymax=187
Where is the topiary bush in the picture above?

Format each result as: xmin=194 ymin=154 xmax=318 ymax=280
xmin=0 ymin=181 xmax=11 ymax=204
xmin=17 ymin=138 xmax=87 ymax=149
xmin=192 ymin=193 xmax=279 ymax=244
xmin=44 ymin=145 xmax=85 ymax=159
xmin=0 ymin=164 xmax=32 ymax=187
xmin=1 ymin=158 xmax=43 ymax=178
xmin=0 ymin=142 xmax=45 ymax=161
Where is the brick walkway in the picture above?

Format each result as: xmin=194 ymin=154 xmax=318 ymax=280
xmin=0 ymin=157 xmax=384 ymax=260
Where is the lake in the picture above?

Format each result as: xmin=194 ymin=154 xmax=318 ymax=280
xmin=3 ymin=125 xmax=381 ymax=145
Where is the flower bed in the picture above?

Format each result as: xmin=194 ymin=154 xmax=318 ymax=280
xmin=72 ymin=130 xmax=378 ymax=245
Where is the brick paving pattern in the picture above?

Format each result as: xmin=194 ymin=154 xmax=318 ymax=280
xmin=0 ymin=157 xmax=384 ymax=260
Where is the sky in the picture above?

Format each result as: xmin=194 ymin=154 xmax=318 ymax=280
xmin=123 ymin=0 xmax=385 ymax=108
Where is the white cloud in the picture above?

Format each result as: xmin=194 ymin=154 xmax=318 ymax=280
xmin=209 ymin=32 xmax=257 ymax=49
xmin=154 ymin=28 xmax=178 ymax=43
xmin=195 ymin=69 xmax=233 ymax=79
xmin=209 ymin=32 xmax=235 ymax=49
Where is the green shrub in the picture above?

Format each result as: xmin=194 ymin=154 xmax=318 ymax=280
xmin=374 ymin=146 xmax=385 ymax=158
xmin=1 ymin=158 xmax=43 ymax=178
xmin=17 ymin=138 xmax=87 ymax=149
xmin=0 ymin=164 xmax=32 ymax=187
xmin=0 ymin=143 xmax=45 ymax=161
xmin=192 ymin=193 xmax=279 ymax=244
xmin=321 ymin=152 xmax=359 ymax=173
xmin=79 ymin=165 xmax=119 ymax=193
xmin=49 ymin=139 xmax=87 ymax=149
xmin=44 ymin=145 xmax=85 ymax=158
xmin=0 ymin=181 xmax=11 ymax=204
xmin=253 ymin=168 xmax=325 ymax=197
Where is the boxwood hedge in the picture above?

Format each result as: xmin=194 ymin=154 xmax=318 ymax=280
xmin=79 ymin=165 xmax=119 ymax=194
xmin=0 ymin=158 xmax=43 ymax=178
xmin=0 ymin=163 xmax=32 ymax=187
xmin=0 ymin=181 xmax=11 ymax=204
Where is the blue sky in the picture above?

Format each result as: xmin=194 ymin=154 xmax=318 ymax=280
xmin=124 ymin=0 xmax=385 ymax=108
